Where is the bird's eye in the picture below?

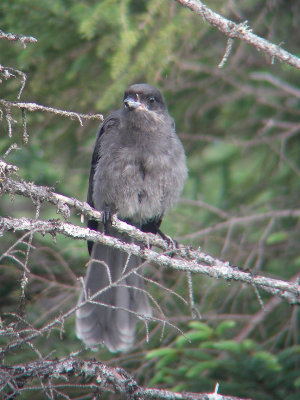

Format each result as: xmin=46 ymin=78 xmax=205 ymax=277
xmin=149 ymin=97 xmax=155 ymax=103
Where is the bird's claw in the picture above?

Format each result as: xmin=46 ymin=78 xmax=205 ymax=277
xmin=157 ymin=229 xmax=178 ymax=254
xmin=103 ymin=206 xmax=112 ymax=233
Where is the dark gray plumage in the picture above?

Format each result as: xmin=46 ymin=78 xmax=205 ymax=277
xmin=76 ymin=84 xmax=187 ymax=352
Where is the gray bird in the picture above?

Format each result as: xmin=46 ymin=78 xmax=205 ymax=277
xmin=76 ymin=84 xmax=187 ymax=352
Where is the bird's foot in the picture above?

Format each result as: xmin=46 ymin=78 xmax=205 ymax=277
xmin=103 ymin=206 xmax=112 ymax=233
xmin=157 ymin=229 xmax=178 ymax=255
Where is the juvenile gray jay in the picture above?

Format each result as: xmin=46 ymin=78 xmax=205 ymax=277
xmin=76 ymin=84 xmax=187 ymax=352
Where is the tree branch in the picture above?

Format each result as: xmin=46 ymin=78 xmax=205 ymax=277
xmin=0 ymin=29 xmax=37 ymax=47
xmin=179 ymin=209 xmax=300 ymax=240
xmin=0 ymin=216 xmax=299 ymax=305
xmin=0 ymin=66 xmax=27 ymax=99
xmin=0 ymin=163 xmax=168 ymax=248
xmin=0 ymin=100 xmax=103 ymax=127
xmin=1 ymin=162 xmax=299 ymax=304
xmin=175 ymin=0 xmax=300 ymax=70
xmin=0 ymin=358 xmax=250 ymax=400
xmin=3 ymin=161 xmax=299 ymax=274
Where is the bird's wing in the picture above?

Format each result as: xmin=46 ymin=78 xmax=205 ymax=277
xmin=140 ymin=217 xmax=162 ymax=234
xmin=87 ymin=111 xmax=121 ymax=254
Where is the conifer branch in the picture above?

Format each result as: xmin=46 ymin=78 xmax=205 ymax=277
xmin=175 ymin=0 xmax=300 ymax=70
xmin=0 ymin=29 xmax=37 ymax=47
xmin=0 ymin=215 xmax=299 ymax=304
xmin=1 ymin=162 xmax=299 ymax=304
xmin=0 ymin=100 xmax=103 ymax=126
xmin=0 ymin=358 xmax=250 ymax=400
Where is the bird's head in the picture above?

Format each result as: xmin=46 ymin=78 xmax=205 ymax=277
xmin=123 ymin=84 xmax=167 ymax=114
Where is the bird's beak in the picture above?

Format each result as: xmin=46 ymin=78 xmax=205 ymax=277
xmin=124 ymin=97 xmax=144 ymax=110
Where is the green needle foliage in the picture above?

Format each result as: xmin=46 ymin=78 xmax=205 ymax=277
xmin=146 ymin=321 xmax=300 ymax=399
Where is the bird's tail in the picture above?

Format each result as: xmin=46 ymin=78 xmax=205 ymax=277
xmin=76 ymin=231 xmax=152 ymax=352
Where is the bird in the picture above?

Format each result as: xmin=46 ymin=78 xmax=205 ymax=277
xmin=76 ymin=83 xmax=187 ymax=352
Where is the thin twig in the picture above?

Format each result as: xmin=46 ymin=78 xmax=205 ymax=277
xmin=179 ymin=209 xmax=300 ymax=240
xmin=0 ymin=65 xmax=27 ymax=98
xmin=218 ymin=38 xmax=234 ymax=68
xmin=250 ymin=72 xmax=300 ymax=98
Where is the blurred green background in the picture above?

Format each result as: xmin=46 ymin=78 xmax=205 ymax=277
xmin=0 ymin=1 xmax=299 ymax=399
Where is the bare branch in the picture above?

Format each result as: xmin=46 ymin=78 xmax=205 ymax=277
xmin=234 ymin=272 xmax=300 ymax=342
xmin=218 ymin=38 xmax=234 ymax=68
xmin=0 ymin=160 xmax=19 ymax=175
xmin=0 ymin=100 xmax=103 ymax=127
xmin=0 ymin=358 xmax=251 ymax=400
xmin=179 ymin=210 xmax=300 ymax=240
xmin=0 ymin=64 xmax=27 ymax=99
xmin=1 ymin=164 xmax=299 ymax=303
xmin=250 ymin=72 xmax=300 ymax=98
xmin=180 ymin=198 xmax=230 ymax=219
xmin=175 ymin=0 xmax=300 ymax=70
xmin=0 ymin=29 xmax=37 ymax=47
xmin=0 ymin=216 xmax=299 ymax=305
xmin=0 ymin=165 xmax=176 ymax=249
